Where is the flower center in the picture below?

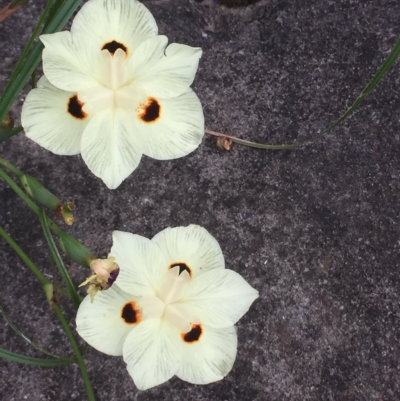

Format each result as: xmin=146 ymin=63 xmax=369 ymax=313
xmin=139 ymin=266 xmax=199 ymax=333
xmin=78 ymin=48 xmax=145 ymax=115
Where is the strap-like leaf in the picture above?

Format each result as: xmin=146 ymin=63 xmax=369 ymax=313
xmin=0 ymin=348 xmax=74 ymax=367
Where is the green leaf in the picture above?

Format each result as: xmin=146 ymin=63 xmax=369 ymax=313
xmin=207 ymin=36 xmax=400 ymax=150
xmin=0 ymin=348 xmax=74 ymax=367
xmin=59 ymin=233 xmax=95 ymax=269
xmin=39 ymin=208 xmax=82 ymax=309
xmin=0 ymin=0 xmax=83 ymax=122
xmin=0 ymin=303 xmax=73 ymax=359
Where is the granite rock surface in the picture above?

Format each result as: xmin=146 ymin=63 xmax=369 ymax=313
xmin=0 ymin=0 xmax=400 ymax=400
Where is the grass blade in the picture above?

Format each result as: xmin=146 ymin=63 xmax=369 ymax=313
xmin=39 ymin=208 xmax=81 ymax=309
xmin=0 ymin=304 xmax=74 ymax=360
xmin=0 ymin=348 xmax=74 ymax=367
xmin=206 ymin=36 xmax=400 ymax=150
xmin=0 ymin=0 xmax=82 ymax=122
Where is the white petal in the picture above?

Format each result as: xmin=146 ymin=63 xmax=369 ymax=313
xmin=76 ymin=284 xmax=139 ymax=356
xmin=133 ymin=43 xmax=202 ymax=98
xmin=123 ymin=319 xmax=182 ymax=390
xmin=134 ymin=89 xmax=204 ymax=160
xmin=177 ymin=325 xmax=237 ymax=385
xmin=152 ymin=225 xmax=225 ymax=279
xmin=71 ymin=0 xmax=157 ymax=55
xmin=111 ymin=231 xmax=169 ymax=297
xmin=80 ymin=109 xmax=143 ymax=189
xmin=21 ymin=76 xmax=87 ymax=155
xmin=128 ymin=35 xmax=168 ymax=77
xmin=41 ymin=31 xmax=100 ymax=92
xmin=182 ymin=269 xmax=259 ymax=328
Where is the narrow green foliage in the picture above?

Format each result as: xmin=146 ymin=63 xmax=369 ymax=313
xmin=0 ymin=226 xmax=50 ymax=288
xmin=53 ymin=304 xmax=96 ymax=401
xmin=59 ymin=233 xmax=95 ymax=269
xmin=0 ymin=167 xmax=92 ymax=266
xmin=21 ymin=174 xmax=61 ymax=210
xmin=0 ymin=158 xmax=76 ymax=224
xmin=0 ymin=348 xmax=74 ymax=367
xmin=0 ymin=0 xmax=83 ymax=123
xmin=39 ymin=208 xmax=82 ymax=309
xmin=207 ymin=36 xmax=400 ymax=150
xmin=0 ymin=304 xmax=73 ymax=360
xmin=9 ymin=0 xmax=30 ymax=8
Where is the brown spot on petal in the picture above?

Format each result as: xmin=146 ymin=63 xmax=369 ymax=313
xmin=182 ymin=324 xmax=202 ymax=343
xmin=67 ymin=95 xmax=87 ymax=120
xmin=121 ymin=301 xmax=141 ymax=324
xmin=102 ymin=40 xmax=128 ymax=56
xmin=138 ymin=98 xmax=161 ymax=123
xmin=169 ymin=262 xmax=192 ymax=277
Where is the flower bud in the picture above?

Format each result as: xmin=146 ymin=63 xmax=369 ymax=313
xmin=79 ymin=257 xmax=120 ymax=302
xmin=58 ymin=233 xmax=95 ymax=268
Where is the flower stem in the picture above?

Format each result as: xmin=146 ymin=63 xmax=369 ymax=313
xmin=39 ymin=208 xmax=81 ymax=309
xmin=4 ymin=0 xmax=54 ymax=96
xmin=0 ymin=226 xmax=95 ymax=399
xmin=206 ymin=36 xmax=400 ymax=150
xmin=0 ymin=167 xmax=64 ymax=237
xmin=0 ymin=304 xmax=74 ymax=361
xmin=0 ymin=167 xmax=94 ymax=267
xmin=0 ymin=225 xmax=49 ymax=287
xmin=53 ymin=304 xmax=96 ymax=401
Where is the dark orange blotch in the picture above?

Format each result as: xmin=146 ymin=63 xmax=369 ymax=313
xmin=138 ymin=98 xmax=161 ymax=123
xmin=121 ymin=301 xmax=141 ymax=324
xmin=102 ymin=40 xmax=128 ymax=55
xmin=182 ymin=324 xmax=202 ymax=343
xmin=169 ymin=262 xmax=191 ymax=277
xmin=67 ymin=95 xmax=87 ymax=120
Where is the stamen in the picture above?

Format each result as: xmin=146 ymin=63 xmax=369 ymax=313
xmin=138 ymin=98 xmax=161 ymax=123
xmin=102 ymin=40 xmax=128 ymax=56
xmin=121 ymin=301 xmax=141 ymax=324
xmin=181 ymin=324 xmax=202 ymax=343
xmin=67 ymin=95 xmax=87 ymax=120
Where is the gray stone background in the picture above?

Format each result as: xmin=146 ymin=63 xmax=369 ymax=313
xmin=1 ymin=0 xmax=400 ymax=400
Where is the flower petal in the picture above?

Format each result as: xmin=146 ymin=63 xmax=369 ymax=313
xmin=134 ymin=89 xmax=204 ymax=160
xmin=128 ymin=35 xmax=168 ymax=77
xmin=133 ymin=43 xmax=202 ymax=98
xmin=177 ymin=325 xmax=237 ymax=384
xmin=41 ymin=31 xmax=100 ymax=92
xmin=151 ymin=225 xmax=225 ymax=279
xmin=71 ymin=0 xmax=157 ymax=55
xmin=111 ymin=231 xmax=169 ymax=297
xmin=21 ymin=76 xmax=87 ymax=155
xmin=80 ymin=109 xmax=143 ymax=189
xmin=182 ymin=269 xmax=259 ymax=328
xmin=76 ymin=284 xmax=139 ymax=356
xmin=123 ymin=319 xmax=182 ymax=390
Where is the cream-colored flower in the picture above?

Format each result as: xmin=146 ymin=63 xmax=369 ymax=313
xmin=21 ymin=0 xmax=204 ymax=189
xmin=76 ymin=225 xmax=258 ymax=390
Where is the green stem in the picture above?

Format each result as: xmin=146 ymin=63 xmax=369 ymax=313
xmin=0 ymin=227 xmax=94 ymax=398
xmin=0 ymin=0 xmax=83 ymax=123
xmin=0 ymin=304 xmax=73 ymax=361
xmin=0 ymin=348 xmax=74 ymax=367
xmin=39 ymin=208 xmax=81 ymax=309
xmin=31 ymin=68 xmax=37 ymax=89
xmin=206 ymin=36 xmax=400 ymax=150
xmin=0 ymin=167 xmax=64 ymax=237
xmin=0 ymin=157 xmax=23 ymax=176
xmin=0 ymin=226 xmax=49 ymax=287
xmin=5 ymin=0 xmax=54 ymax=94
xmin=53 ymin=304 xmax=96 ymax=401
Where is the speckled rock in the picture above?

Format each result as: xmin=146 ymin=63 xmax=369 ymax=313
xmin=1 ymin=0 xmax=400 ymax=400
